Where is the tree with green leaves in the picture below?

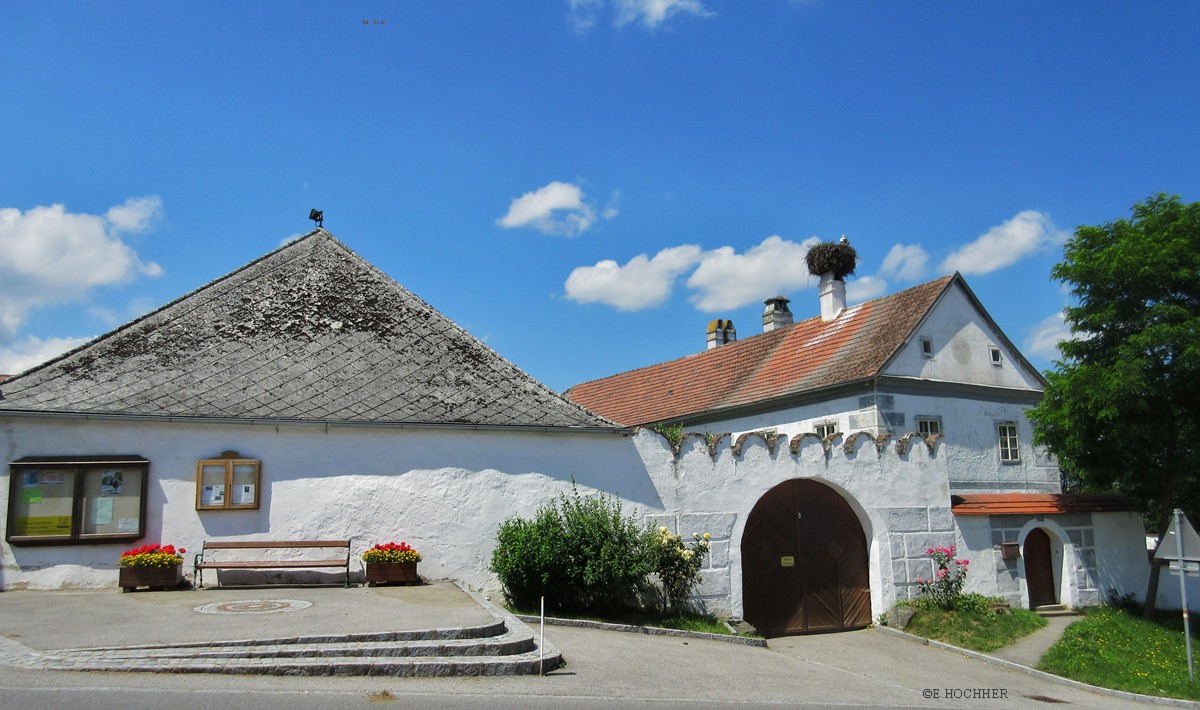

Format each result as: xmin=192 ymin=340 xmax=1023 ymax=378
xmin=1029 ymin=193 xmax=1200 ymax=617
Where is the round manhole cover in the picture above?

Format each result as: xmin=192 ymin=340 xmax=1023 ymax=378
xmin=193 ymin=599 xmax=313 ymax=615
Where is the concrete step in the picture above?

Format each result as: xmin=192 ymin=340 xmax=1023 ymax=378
xmin=43 ymin=648 xmax=560 ymax=677
xmin=61 ymin=636 xmax=536 ymax=661
xmin=35 ymin=619 xmax=559 ymax=676
xmin=1034 ymin=604 xmax=1078 ymax=617
xmin=63 ymin=621 xmax=510 ymax=654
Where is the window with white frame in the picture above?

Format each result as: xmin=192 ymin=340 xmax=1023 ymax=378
xmin=814 ymin=421 xmax=838 ymax=439
xmin=989 ymin=346 xmax=1003 ymax=366
xmin=997 ymin=422 xmax=1020 ymax=462
xmin=920 ymin=336 xmax=934 ymax=358
xmin=916 ymin=417 xmax=942 ymax=437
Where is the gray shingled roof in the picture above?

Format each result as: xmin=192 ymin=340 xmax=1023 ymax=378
xmin=0 ymin=230 xmax=615 ymax=429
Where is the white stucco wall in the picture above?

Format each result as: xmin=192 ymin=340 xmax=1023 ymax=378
xmin=636 ymin=428 xmax=954 ymax=620
xmin=0 ymin=416 xmax=654 ymax=595
xmin=884 ymin=283 xmax=1044 ymax=391
xmin=2 ymin=416 xmax=1162 ymax=619
xmin=682 ymin=391 xmax=1057 ymax=497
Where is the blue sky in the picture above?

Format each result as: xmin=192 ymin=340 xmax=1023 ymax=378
xmin=2 ymin=1 xmax=1198 ymax=392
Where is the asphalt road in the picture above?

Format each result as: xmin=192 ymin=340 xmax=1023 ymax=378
xmin=0 ymin=623 xmax=1159 ymax=709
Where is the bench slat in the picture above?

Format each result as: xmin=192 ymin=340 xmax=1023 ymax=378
xmin=196 ymin=560 xmax=348 ymax=570
xmin=194 ymin=539 xmax=353 ymax=589
xmin=202 ymin=540 xmax=349 ymax=550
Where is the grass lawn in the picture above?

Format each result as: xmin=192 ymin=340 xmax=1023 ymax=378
xmin=1038 ymin=605 xmax=1200 ymax=701
xmin=902 ymin=605 xmax=1047 ymax=652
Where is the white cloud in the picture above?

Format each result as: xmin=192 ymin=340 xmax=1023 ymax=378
xmin=0 ymin=334 xmax=92 ymax=377
xmin=939 ymin=210 xmax=1068 ymax=276
xmin=565 ymin=244 xmax=703 ymax=310
xmin=568 ymin=0 xmax=604 ymax=31
xmin=686 ymin=235 xmax=819 ymax=312
xmin=104 ymin=195 xmax=163 ymax=233
xmin=602 ymin=190 xmax=621 ymax=220
xmin=879 ymin=243 xmax=929 ymax=282
xmin=846 ymin=275 xmax=888 ymax=304
xmin=0 ymin=198 xmax=165 ymax=339
xmin=570 ymin=0 xmax=712 ymax=30
xmin=1026 ymin=311 xmax=1073 ymax=360
xmin=615 ymin=0 xmax=713 ymax=27
xmin=497 ymin=181 xmax=598 ymax=237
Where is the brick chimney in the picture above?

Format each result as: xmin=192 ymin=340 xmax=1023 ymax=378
xmin=762 ymin=296 xmax=793 ymax=332
xmin=706 ymin=319 xmax=737 ymax=349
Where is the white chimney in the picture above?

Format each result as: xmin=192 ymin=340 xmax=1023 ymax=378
xmin=762 ymin=296 xmax=793 ymax=332
xmin=819 ymin=272 xmax=846 ymax=322
xmin=706 ymin=319 xmax=737 ymax=349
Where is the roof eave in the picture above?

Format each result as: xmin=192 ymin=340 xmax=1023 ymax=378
xmin=644 ymin=377 xmax=878 ymax=428
xmin=0 ymin=408 xmax=632 ymax=436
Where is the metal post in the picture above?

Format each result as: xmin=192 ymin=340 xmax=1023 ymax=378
xmin=1176 ymin=509 xmax=1194 ymax=683
xmin=539 ymin=596 xmax=545 ymax=676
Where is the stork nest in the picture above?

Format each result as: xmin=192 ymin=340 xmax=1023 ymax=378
xmin=804 ymin=242 xmax=857 ymax=280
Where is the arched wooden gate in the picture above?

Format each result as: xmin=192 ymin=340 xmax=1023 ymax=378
xmin=1024 ymin=527 xmax=1058 ymax=607
xmin=741 ymin=479 xmax=871 ymax=635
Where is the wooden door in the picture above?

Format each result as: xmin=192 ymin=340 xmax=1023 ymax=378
xmin=1024 ymin=528 xmax=1057 ymax=607
xmin=742 ymin=479 xmax=871 ymax=636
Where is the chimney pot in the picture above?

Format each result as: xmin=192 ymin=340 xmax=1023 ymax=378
xmin=762 ymin=296 xmax=793 ymax=333
xmin=706 ymin=319 xmax=737 ymax=349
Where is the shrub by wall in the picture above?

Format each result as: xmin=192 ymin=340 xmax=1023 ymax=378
xmin=490 ymin=488 xmax=651 ymax=614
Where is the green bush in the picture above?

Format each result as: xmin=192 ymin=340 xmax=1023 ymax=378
xmin=489 ymin=504 xmax=567 ymax=611
xmin=490 ymin=487 xmax=651 ymax=614
xmin=557 ymin=488 xmax=653 ymax=613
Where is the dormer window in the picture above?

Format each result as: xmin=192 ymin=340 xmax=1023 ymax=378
xmin=920 ymin=336 xmax=933 ymax=358
xmin=989 ymin=346 xmax=1002 ymax=367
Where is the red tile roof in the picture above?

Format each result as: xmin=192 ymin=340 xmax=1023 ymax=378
xmin=567 ymin=275 xmax=956 ymax=426
xmin=951 ymin=494 xmax=1135 ymax=516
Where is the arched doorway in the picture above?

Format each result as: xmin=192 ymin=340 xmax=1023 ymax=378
xmin=741 ymin=478 xmax=871 ymax=635
xmin=1024 ymin=527 xmax=1058 ymax=607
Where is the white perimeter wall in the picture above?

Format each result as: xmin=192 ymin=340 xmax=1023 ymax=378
xmin=0 ymin=417 xmax=655 ymax=595
xmin=1 ymin=416 xmax=1167 ymax=615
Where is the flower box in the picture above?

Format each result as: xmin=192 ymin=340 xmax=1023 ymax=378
xmin=119 ymin=563 xmax=184 ymax=592
xmin=365 ymin=562 xmax=420 ymax=585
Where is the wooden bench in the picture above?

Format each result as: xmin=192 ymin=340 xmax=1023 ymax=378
xmin=193 ymin=540 xmax=351 ymax=588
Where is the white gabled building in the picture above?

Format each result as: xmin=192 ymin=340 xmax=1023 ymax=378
xmin=0 ymin=228 xmax=1164 ymax=635
xmin=0 ymin=230 xmax=636 ymax=592
xmin=569 ymin=272 xmax=1160 ymax=632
